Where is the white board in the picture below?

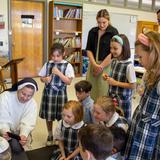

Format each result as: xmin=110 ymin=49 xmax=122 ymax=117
xmin=82 ymin=11 xmax=137 ymax=49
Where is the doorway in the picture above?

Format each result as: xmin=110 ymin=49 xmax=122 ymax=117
xmin=11 ymin=0 xmax=44 ymax=77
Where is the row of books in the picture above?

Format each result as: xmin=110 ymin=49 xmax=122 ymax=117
xmin=54 ymin=7 xmax=82 ymax=19
xmin=65 ymin=51 xmax=81 ymax=63
xmin=54 ymin=37 xmax=81 ymax=48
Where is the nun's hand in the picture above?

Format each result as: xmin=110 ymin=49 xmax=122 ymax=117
xmin=3 ymin=132 xmax=11 ymax=141
xmin=19 ymin=135 xmax=27 ymax=146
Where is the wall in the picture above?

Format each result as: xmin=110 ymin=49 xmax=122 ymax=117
xmin=82 ymin=3 xmax=157 ymax=50
xmin=0 ymin=0 xmax=9 ymax=56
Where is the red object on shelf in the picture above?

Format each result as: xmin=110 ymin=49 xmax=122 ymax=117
xmin=0 ymin=22 xmax=5 ymax=29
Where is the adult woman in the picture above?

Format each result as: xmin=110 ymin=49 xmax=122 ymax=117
xmin=86 ymin=9 xmax=118 ymax=101
xmin=0 ymin=78 xmax=38 ymax=160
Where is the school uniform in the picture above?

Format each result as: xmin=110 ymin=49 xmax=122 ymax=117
xmin=125 ymin=81 xmax=160 ymax=160
xmin=81 ymin=95 xmax=94 ymax=123
xmin=100 ymin=112 xmax=128 ymax=133
xmin=52 ymin=120 xmax=84 ymax=160
xmin=108 ymin=59 xmax=136 ymax=121
xmin=39 ymin=60 xmax=74 ymax=121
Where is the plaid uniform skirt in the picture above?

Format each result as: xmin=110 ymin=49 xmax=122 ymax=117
xmin=39 ymin=87 xmax=67 ymax=121
xmin=125 ymin=106 xmax=160 ymax=160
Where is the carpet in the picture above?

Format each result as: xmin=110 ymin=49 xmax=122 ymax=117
xmin=26 ymin=145 xmax=58 ymax=160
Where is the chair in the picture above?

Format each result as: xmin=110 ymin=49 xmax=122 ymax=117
xmin=0 ymin=66 xmax=7 ymax=93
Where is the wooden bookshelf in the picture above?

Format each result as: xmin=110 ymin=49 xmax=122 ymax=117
xmin=136 ymin=21 xmax=158 ymax=38
xmin=49 ymin=1 xmax=83 ymax=76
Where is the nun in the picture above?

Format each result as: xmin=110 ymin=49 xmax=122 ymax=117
xmin=0 ymin=78 xmax=38 ymax=159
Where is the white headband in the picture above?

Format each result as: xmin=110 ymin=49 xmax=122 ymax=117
xmin=18 ymin=82 xmax=38 ymax=92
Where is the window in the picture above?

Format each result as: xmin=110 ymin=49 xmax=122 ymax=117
xmin=110 ymin=0 xmax=125 ymax=7
xmin=127 ymin=0 xmax=139 ymax=9
xmin=141 ymin=0 xmax=152 ymax=10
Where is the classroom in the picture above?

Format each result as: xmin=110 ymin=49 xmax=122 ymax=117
xmin=0 ymin=0 xmax=160 ymax=160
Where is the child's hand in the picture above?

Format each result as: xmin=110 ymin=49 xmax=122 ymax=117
xmin=45 ymin=76 xmax=52 ymax=84
xmin=106 ymin=77 xmax=117 ymax=86
xmin=102 ymin=73 xmax=109 ymax=80
xmin=52 ymin=67 xmax=60 ymax=75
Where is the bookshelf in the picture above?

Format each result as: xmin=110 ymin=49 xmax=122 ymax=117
xmin=136 ymin=21 xmax=158 ymax=38
xmin=49 ymin=1 xmax=83 ymax=76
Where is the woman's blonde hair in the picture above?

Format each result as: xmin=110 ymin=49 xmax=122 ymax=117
xmin=63 ymin=100 xmax=83 ymax=123
xmin=135 ymin=31 xmax=160 ymax=89
xmin=96 ymin=9 xmax=110 ymax=21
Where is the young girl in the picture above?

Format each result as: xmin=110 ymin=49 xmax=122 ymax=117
xmin=125 ymin=32 xmax=160 ymax=159
xmin=39 ymin=43 xmax=75 ymax=146
xmin=93 ymin=96 xmax=128 ymax=132
xmin=51 ymin=100 xmax=84 ymax=160
xmin=103 ymin=34 xmax=136 ymax=121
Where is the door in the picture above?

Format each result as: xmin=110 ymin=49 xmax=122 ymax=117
xmin=11 ymin=0 xmax=44 ymax=77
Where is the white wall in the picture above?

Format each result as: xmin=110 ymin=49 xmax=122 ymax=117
xmin=0 ymin=0 xmax=8 ymax=55
xmin=83 ymin=3 xmax=157 ymax=21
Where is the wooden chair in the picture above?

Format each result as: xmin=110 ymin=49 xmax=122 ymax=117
xmin=0 ymin=66 xmax=7 ymax=93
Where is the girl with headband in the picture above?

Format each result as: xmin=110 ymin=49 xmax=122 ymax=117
xmin=125 ymin=31 xmax=160 ymax=159
xmin=0 ymin=77 xmax=38 ymax=159
xmin=103 ymin=34 xmax=136 ymax=121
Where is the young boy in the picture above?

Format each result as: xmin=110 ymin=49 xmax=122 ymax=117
xmin=78 ymin=124 xmax=113 ymax=160
xmin=0 ymin=137 xmax=11 ymax=160
xmin=110 ymin=127 xmax=127 ymax=160
xmin=75 ymin=80 xmax=94 ymax=123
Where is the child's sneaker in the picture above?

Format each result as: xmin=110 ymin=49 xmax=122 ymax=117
xmin=46 ymin=136 xmax=53 ymax=146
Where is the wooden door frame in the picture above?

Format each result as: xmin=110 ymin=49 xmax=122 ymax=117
xmin=8 ymin=0 xmax=49 ymax=64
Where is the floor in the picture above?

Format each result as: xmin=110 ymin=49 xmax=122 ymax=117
xmin=6 ymin=77 xmax=140 ymax=150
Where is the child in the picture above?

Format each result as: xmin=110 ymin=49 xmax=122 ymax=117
xmin=125 ymin=32 xmax=160 ymax=159
xmin=78 ymin=124 xmax=113 ymax=160
xmin=51 ymin=100 xmax=84 ymax=160
xmin=93 ymin=96 xmax=128 ymax=132
xmin=75 ymin=80 xmax=94 ymax=123
xmin=39 ymin=43 xmax=75 ymax=146
xmin=110 ymin=127 xmax=127 ymax=160
xmin=103 ymin=34 xmax=136 ymax=121
xmin=0 ymin=137 xmax=11 ymax=160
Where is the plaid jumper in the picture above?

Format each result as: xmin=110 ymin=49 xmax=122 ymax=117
xmin=39 ymin=62 xmax=68 ymax=121
xmin=51 ymin=120 xmax=84 ymax=160
xmin=109 ymin=59 xmax=133 ymax=120
xmin=125 ymin=81 xmax=160 ymax=160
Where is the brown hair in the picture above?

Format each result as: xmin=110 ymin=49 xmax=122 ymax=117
xmin=50 ymin=42 xmax=64 ymax=57
xmin=63 ymin=100 xmax=83 ymax=123
xmin=135 ymin=31 xmax=160 ymax=89
xmin=111 ymin=34 xmax=131 ymax=60
xmin=78 ymin=124 xmax=113 ymax=160
xmin=75 ymin=80 xmax=92 ymax=93
xmin=96 ymin=9 xmax=110 ymax=21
